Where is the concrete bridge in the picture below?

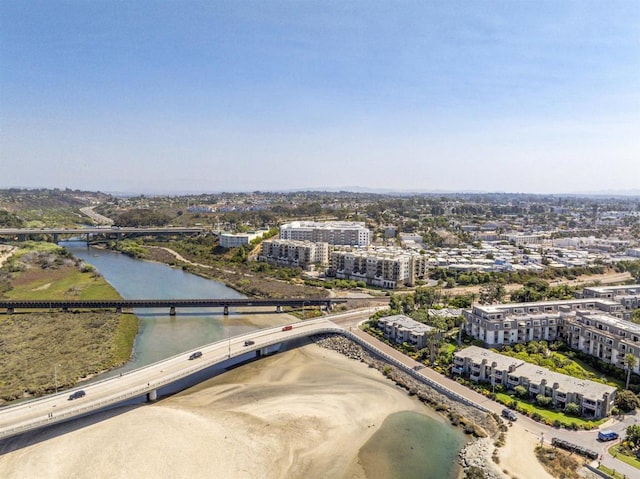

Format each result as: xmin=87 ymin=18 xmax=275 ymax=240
xmin=0 ymin=226 xmax=204 ymax=243
xmin=0 ymin=298 xmax=346 ymax=315
xmin=0 ymin=317 xmax=344 ymax=440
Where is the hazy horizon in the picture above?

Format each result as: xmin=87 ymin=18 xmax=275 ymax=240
xmin=2 ymin=1 xmax=639 ymax=194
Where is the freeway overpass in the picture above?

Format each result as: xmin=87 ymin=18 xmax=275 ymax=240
xmin=0 ymin=226 xmax=204 ymax=242
xmin=0 ymin=298 xmax=346 ymax=315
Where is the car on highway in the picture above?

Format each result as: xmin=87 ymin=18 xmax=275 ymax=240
xmin=244 ymin=340 xmax=255 ymax=346
xmin=501 ymin=408 xmax=517 ymax=421
xmin=68 ymin=390 xmax=86 ymax=401
xmin=188 ymin=351 xmax=203 ymax=360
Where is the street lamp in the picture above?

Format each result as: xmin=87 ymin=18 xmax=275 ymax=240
xmin=54 ymin=364 xmax=59 ymax=393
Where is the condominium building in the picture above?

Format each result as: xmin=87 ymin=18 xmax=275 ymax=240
xmin=377 ymin=314 xmax=436 ymax=349
xmin=463 ymin=297 xmax=626 ymax=347
xmin=564 ymin=312 xmax=640 ymax=375
xmin=279 ymin=221 xmax=371 ymax=246
xmin=327 ymin=247 xmax=429 ymax=288
xmin=258 ymin=239 xmax=329 ymax=270
xmin=462 ymin=285 xmax=640 ymax=377
xmin=219 ymin=229 xmax=269 ymax=248
xmin=453 ymin=346 xmax=617 ymax=418
xmin=580 ymin=284 xmax=640 ymax=310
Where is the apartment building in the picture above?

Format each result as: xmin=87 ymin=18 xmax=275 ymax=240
xmin=463 ymin=297 xmax=625 ymax=347
xmin=580 ymin=284 xmax=640 ymax=311
xmin=258 ymin=239 xmax=329 ymax=270
xmin=564 ymin=312 xmax=640 ymax=375
xmin=462 ymin=285 xmax=640 ymax=377
xmin=279 ymin=221 xmax=371 ymax=246
xmin=328 ymin=247 xmax=429 ymax=288
xmin=377 ymin=314 xmax=436 ymax=349
xmin=453 ymin=346 xmax=617 ymax=418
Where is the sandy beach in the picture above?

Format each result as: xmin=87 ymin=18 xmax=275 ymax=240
xmin=0 ymin=343 xmax=458 ymax=479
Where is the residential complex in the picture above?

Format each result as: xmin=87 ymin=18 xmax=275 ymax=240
xmin=463 ymin=284 xmax=640 ymax=375
xmin=453 ymin=346 xmax=617 ymax=418
xmin=279 ymin=221 xmax=371 ymax=246
xmin=377 ymin=314 xmax=437 ymax=349
xmin=327 ymin=247 xmax=429 ymax=288
xmin=258 ymin=239 xmax=329 ymax=270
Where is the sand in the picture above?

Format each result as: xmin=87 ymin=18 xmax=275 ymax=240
xmin=0 ymin=344 xmax=445 ymax=479
xmin=498 ymin=422 xmax=555 ymax=479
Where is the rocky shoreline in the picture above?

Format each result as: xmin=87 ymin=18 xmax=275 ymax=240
xmin=311 ymin=334 xmax=507 ymax=479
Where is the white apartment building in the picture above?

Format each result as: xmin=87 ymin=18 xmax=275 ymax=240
xmin=580 ymin=284 xmax=640 ymax=311
xmin=453 ymin=346 xmax=617 ymax=418
xmin=219 ymin=229 xmax=269 ymax=248
xmin=463 ymin=286 xmax=640 ymax=377
xmin=328 ymin=247 xmax=429 ymax=288
xmin=377 ymin=314 xmax=436 ymax=349
xmin=463 ymin=298 xmax=626 ymax=347
xmin=258 ymin=239 xmax=329 ymax=270
xmin=279 ymin=221 xmax=371 ymax=246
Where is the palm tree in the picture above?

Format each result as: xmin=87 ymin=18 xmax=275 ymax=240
xmin=625 ymin=353 xmax=638 ymax=390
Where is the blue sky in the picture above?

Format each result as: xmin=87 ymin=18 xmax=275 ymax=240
xmin=1 ymin=1 xmax=639 ymax=194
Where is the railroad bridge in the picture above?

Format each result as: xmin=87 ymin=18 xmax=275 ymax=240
xmin=0 ymin=298 xmax=347 ymax=316
xmin=0 ymin=226 xmax=204 ymax=243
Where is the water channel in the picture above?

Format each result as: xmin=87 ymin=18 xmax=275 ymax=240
xmin=59 ymin=242 xmax=466 ymax=479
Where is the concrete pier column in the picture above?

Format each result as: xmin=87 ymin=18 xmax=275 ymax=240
xmin=116 ymin=306 xmax=122 ymax=314
xmin=147 ymin=389 xmax=158 ymax=401
xmin=7 ymin=307 xmax=14 ymax=315
xmin=223 ymin=305 xmax=229 ymax=316
xmin=276 ymin=305 xmax=282 ymax=313
xmin=169 ymin=306 xmax=176 ymax=316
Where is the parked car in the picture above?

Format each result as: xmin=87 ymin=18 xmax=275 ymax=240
xmin=597 ymin=430 xmax=619 ymax=442
xmin=244 ymin=340 xmax=255 ymax=346
xmin=68 ymin=390 xmax=86 ymax=401
xmin=501 ymin=408 xmax=517 ymax=421
xmin=188 ymin=351 xmax=203 ymax=360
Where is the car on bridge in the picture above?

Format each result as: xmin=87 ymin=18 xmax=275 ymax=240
xmin=244 ymin=340 xmax=255 ymax=346
xmin=188 ymin=351 xmax=203 ymax=360
xmin=68 ymin=390 xmax=86 ymax=401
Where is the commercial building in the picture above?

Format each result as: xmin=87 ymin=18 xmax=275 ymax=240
xmin=453 ymin=346 xmax=617 ymax=418
xmin=219 ymin=229 xmax=269 ymax=248
xmin=377 ymin=314 xmax=436 ymax=349
xmin=279 ymin=221 xmax=371 ymax=246
xmin=258 ymin=239 xmax=329 ymax=270
xmin=327 ymin=247 xmax=429 ymax=288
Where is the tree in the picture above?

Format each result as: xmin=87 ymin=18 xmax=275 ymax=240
xmin=514 ymin=385 xmax=527 ymax=398
xmin=624 ymin=353 xmax=638 ymax=390
xmin=615 ymin=390 xmax=640 ymax=413
xmin=564 ymin=402 xmax=580 ymax=416
xmin=479 ymin=282 xmax=506 ymax=305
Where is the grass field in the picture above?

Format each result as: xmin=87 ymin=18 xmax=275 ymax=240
xmin=495 ymin=392 xmax=603 ymax=428
xmin=608 ymin=445 xmax=640 ymax=471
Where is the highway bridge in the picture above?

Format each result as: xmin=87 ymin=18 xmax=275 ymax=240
xmin=0 ymin=311 xmax=490 ymax=442
xmin=0 ymin=226 xmax=204 ymax=242
xmin=0 ymin=298 xmax=346 ymax=315
xmin=0 ymin=317 xmax=344 ymax=440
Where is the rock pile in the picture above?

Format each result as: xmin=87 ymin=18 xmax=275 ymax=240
xmin=459 ymin=438 xmax=506 ymax=479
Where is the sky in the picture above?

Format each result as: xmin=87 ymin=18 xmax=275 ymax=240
xmin=1 ymin=1 xmax=639 ymax=195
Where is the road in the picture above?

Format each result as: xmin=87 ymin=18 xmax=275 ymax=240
xmin=0 ymin=317 xmax=341 ymax=440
